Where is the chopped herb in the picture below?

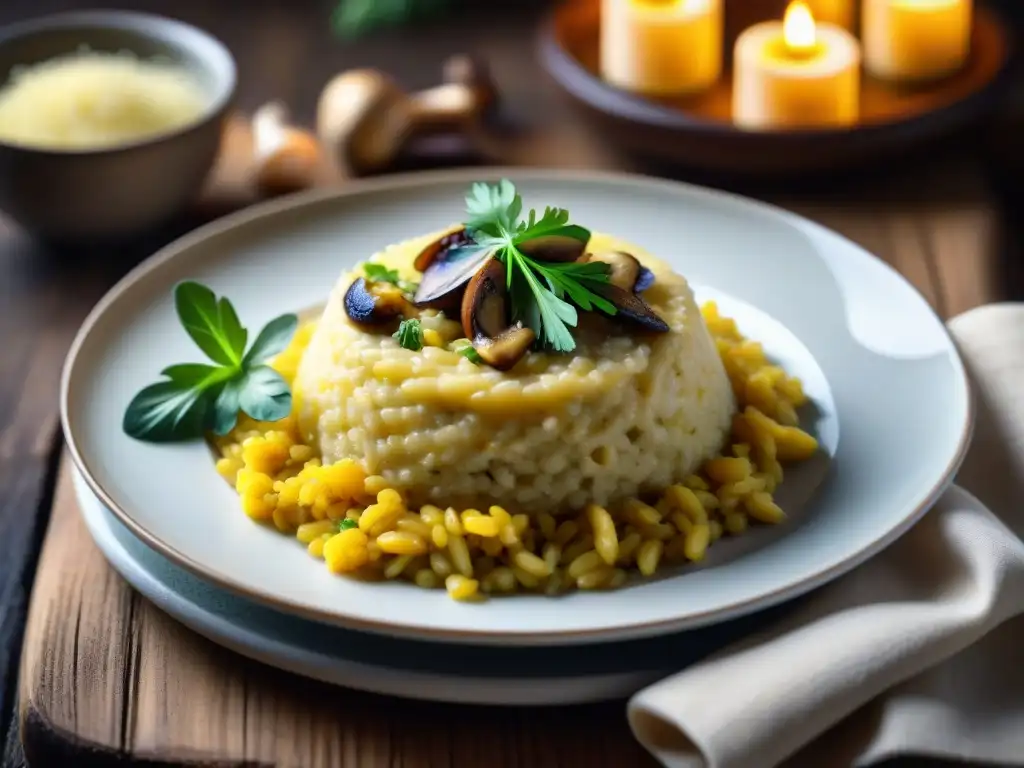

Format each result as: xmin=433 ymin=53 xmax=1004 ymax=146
xmin=123 ymin=281 xmax=297 ymax=443
xmin=363 ymin=262 xmax=418 ymax=295
xmin=393 ymin=318 xmax=424 ymax=351
xmin=457 ymin=345 xmax=483 ymax=364
xmin=460 ymin=180 xmax=615 ymax=353
xmin=337 ymin=518 xmax=358 ymax=531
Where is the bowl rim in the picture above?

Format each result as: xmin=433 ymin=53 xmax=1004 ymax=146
xmin=0 ymin=9 xmax=237 ymax=156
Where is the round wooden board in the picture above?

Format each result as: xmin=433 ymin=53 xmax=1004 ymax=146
xmin=537 ymin=0 xmax=1014 ymax=177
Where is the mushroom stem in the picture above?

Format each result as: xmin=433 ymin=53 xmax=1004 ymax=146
xmin=407 ymin=55 xmax=498 ymax=135
xmin=252 ymin=101 xmax=327 ymax=196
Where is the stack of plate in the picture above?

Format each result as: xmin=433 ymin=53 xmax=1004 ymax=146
xmin=60 ymin=170 xmax=972 ymax=706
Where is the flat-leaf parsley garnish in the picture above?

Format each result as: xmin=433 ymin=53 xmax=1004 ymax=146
xmin=363 ymin=262 xmax=418 ymax=295
xmin=123 ymin=281 xmax=298 ymax=443
xmin=453 ymin=179 xmax=616 ymax=353
xmin=393 ymin=318 xmax=424 ymax=351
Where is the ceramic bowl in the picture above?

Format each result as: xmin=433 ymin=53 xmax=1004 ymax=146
xmin=0 ymin=11 xmax=236 ymax=243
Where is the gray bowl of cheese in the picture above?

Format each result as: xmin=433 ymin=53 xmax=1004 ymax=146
xmin=0 ymin=10 xmax=236 ymax=243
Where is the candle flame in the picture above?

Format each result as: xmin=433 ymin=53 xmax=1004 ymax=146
xmin=783 ymin=1 xmax=817 ymax=54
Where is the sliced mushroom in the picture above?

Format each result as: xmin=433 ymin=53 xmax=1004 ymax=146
xmin=414 ymin=227 xmax=471 ymax=272
xmin=584 ymin=251 xmax=655 ymax=293
xmin=344 ymin=277 xmax=407 ymax=326
xmin=518 ymin=234 xmax=587 ymax=263
xmin=413 ymin=229 xmax=491 ymax=310
xmin=460 ymin=258 xmax=535 ymax=370
xmin=473 ymin=327 xmax=536 ymax=371
xmin=592 ymin=283 xmax=671 ymax=334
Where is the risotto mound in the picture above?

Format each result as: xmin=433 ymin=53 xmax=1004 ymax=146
xmin=214 ymin=292 xmax=818 ymax=601
xmin=291 ymin=231 xmax=736 ymax=513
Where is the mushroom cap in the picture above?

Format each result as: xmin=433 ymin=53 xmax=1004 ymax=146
xmin=583 ymin=251 xmax=655 ymax=293
xmin=316 ymin=69 xmax=411 ymax=176
xmin=519 ymin=235 xmax=588 ymax=263
xmin=593 ymin=283 xmax=670 ymax=334
xmin=413 ymin=229 xmax=490 ymax=309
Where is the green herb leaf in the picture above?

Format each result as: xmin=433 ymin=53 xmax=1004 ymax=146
xmin=243 ymin=313 xmax=299 ymax=367
xmin=211 ymin=378 xmax=244 ymax=436
xmin=460 ymin=180 xmax=613 ymax=354
xmin=160 ymin=363 xmax=230 ymax=389
xmin=337 ymin=518 xmax=358 ymax=531
xmin=238 ymin=366 xmax=292 ymax=423
xmin=363 ymin=262 xmax=419 ymax=294
xmin=331 ymin=0 xmax=452 ymax=38
xmin=363 ymin=263 xmax=401 ymax=283
xmin=393 ymin=318 xmax=424 ymax=351
xmin=457 ymin=345 xmax=483 ymax=365
xmin=465 ymin=179 xmax=521 ymax=238
xmin=122 ymin=381 xmax=210 ymax=442
xmin=125 ymin=283 xmax=300 ymax=443
xmin=174 ymin=282 xmax=247 ymax=367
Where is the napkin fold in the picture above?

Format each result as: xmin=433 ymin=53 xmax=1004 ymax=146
xmin=628 ymin=303 xmax=1024 ymax=768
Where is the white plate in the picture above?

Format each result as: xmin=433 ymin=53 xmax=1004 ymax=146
xmin=74 ymin=466 xmax=798 ymax=704
xmin=61 ymin=168 xmax=972 ymax=646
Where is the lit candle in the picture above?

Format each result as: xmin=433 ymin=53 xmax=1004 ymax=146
xmin=600 ymin=0 xmax=724 ymax=96
xmin=862 ymin=0 xmax=973 ymax=83
xmin=732 ymin=1 xmax=860 ymax=129
xmin=805 ymin=0 xmax=854 ymax=29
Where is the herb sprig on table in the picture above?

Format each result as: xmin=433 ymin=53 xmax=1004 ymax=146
xmin=331 ymin=0 xmax=453 ymax=37
xmin=450 ymin=180 xmax=616 ymax=353
xmin=123 ymin=282 xmax=298 ymax=443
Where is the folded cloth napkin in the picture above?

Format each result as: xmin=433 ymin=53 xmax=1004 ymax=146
xmin=628 ymin=303 xmax=1024 ymax=768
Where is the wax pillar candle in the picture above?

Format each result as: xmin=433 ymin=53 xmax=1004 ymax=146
xmin=806 ymin=0 xmax=854 ymax=30
xmin=601 ymin=0 xmax=724 ymax=96
xmin=732 ymin=1 xmax=860 ymax=129
xmin=862 ymin=0 xmax=973 ymax=82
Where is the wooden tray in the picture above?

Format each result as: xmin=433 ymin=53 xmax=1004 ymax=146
xmin=16 ymin=455 xmax=657 ymax=767
xmin=537 ymin=0 xmax=1015 ymax=177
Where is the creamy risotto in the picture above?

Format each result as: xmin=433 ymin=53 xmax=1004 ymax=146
xmin=292 ymin=230 xmax=735 ymax=513
xmin=203 ymin=180 xmax=819 ymax=601
xmin=119 ymin=179 xmax=821 ymax=600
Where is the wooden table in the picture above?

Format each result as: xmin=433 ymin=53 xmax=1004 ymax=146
xmin=1 ymin=1 xmax=1022 ymax=766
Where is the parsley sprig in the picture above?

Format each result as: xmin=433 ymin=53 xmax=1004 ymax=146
xmin=363 ymin=262 xmax=418 ymax=295
xmin=454 ymin=180 xmax=615 ymax=353
xmin=123 ymin=282 xmax=297 ymax=443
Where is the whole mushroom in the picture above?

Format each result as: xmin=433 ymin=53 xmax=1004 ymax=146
xmin=316 ymin=69 xmax=413 ymax=177
xmin=317 ymin=56 xmax=499 ymax=178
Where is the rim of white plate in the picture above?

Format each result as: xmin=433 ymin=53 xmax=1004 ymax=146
xmin=61 ymin=167 xmax=974 ymax=644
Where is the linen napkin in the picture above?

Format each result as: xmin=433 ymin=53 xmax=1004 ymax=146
xmin=628 ymin=303 xmax=1024 ymax=768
